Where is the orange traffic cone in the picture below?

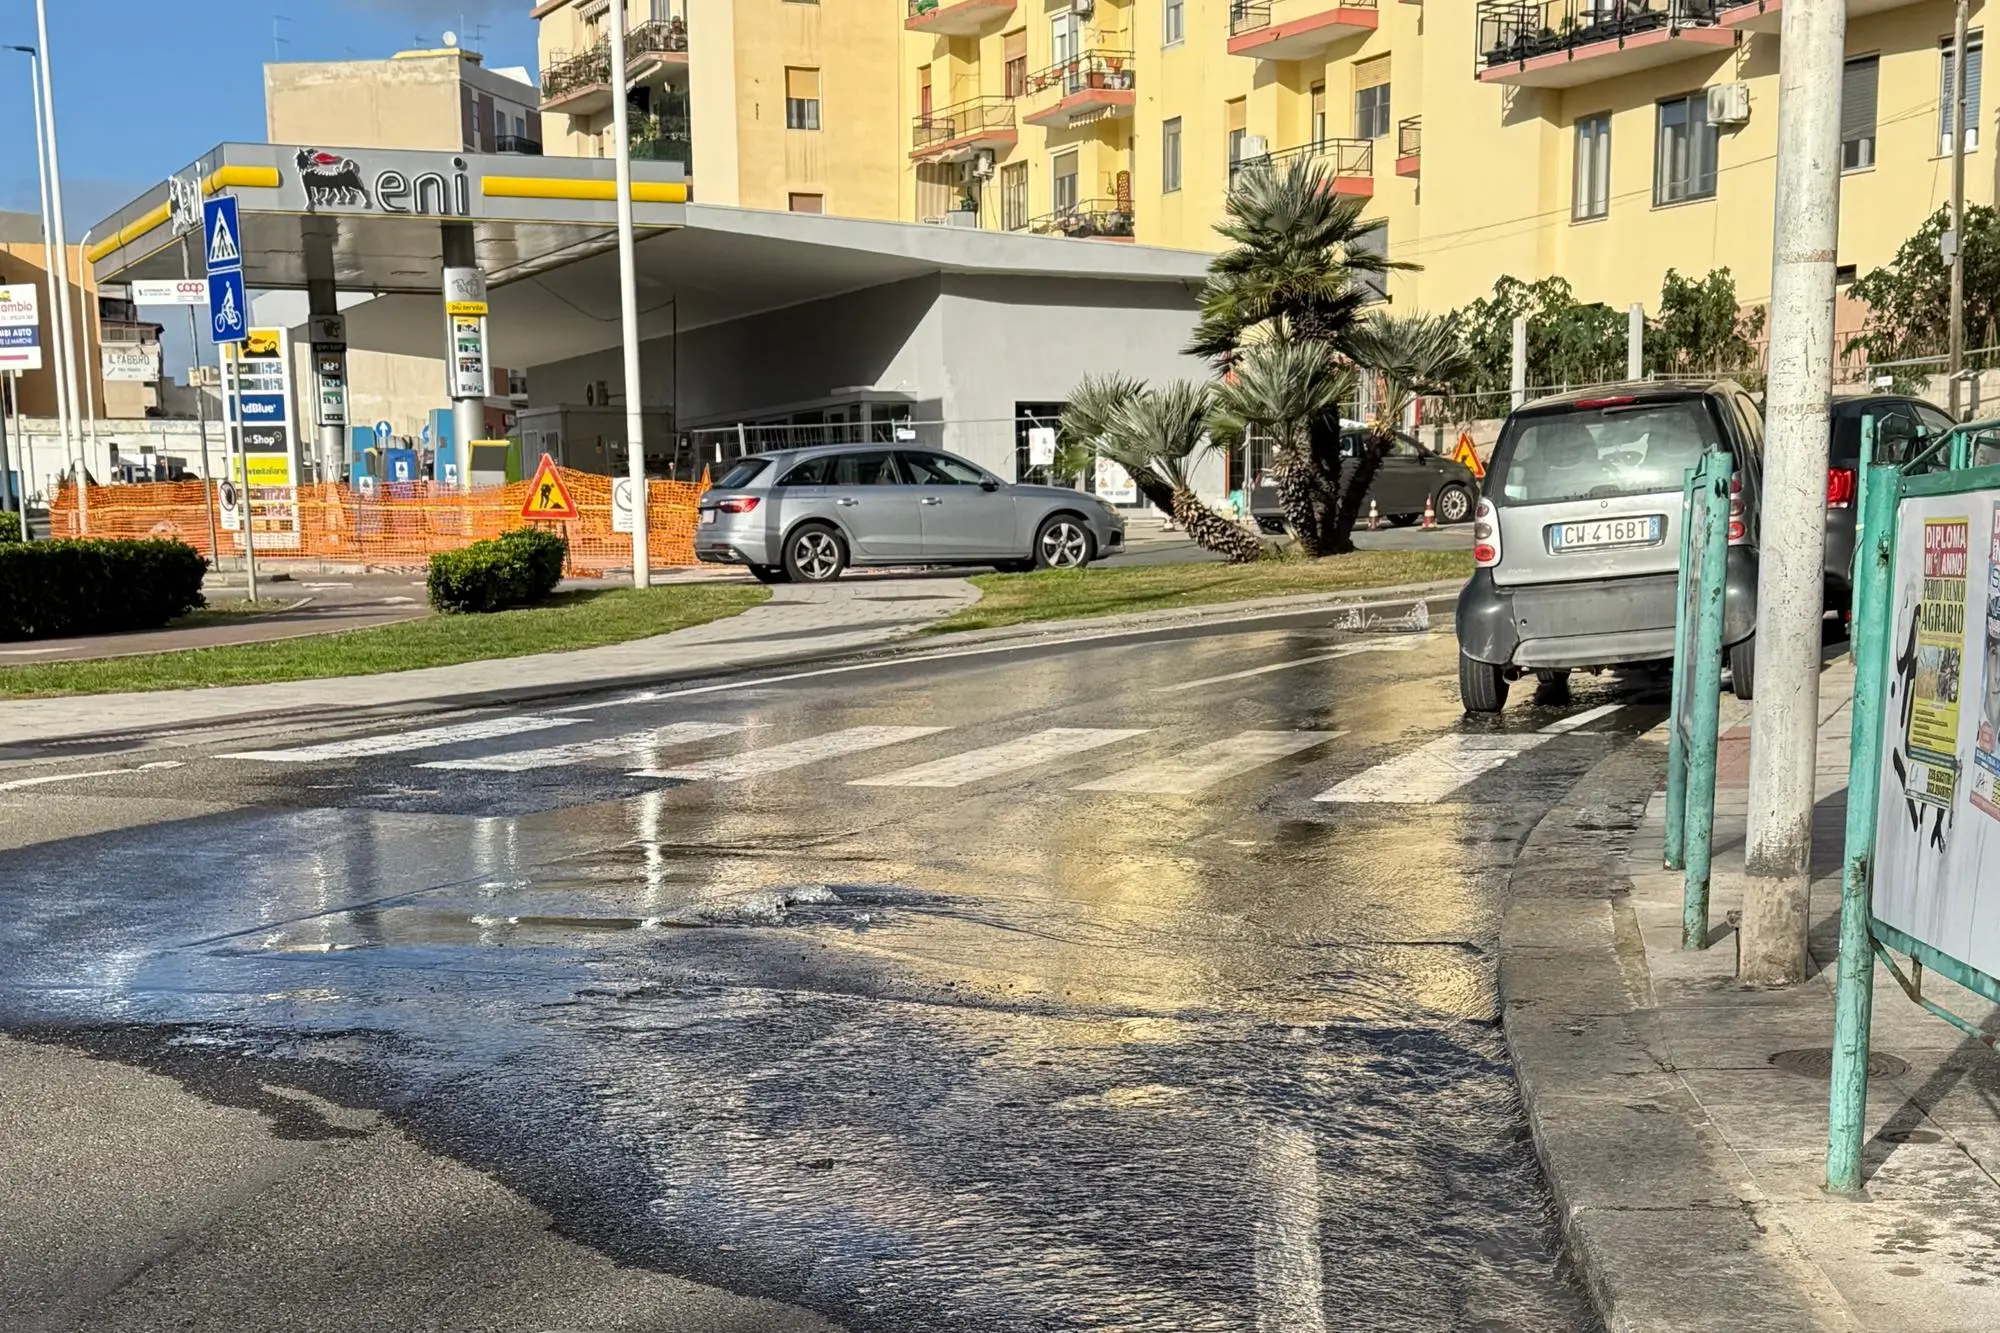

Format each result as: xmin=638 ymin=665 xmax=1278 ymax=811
xmin=1422 ymin=493 xmax=1437 ymax=529
xmin=1367 ymin=498 xmax=1381 ymax=531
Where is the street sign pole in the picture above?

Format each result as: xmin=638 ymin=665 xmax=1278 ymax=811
xmin=182 ymin=240 xmax=221 ymax=568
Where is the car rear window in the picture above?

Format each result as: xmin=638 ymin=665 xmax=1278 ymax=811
xmin=714 ymin=458 xmax=770 ymax=488
xmin=1486 ymin=399 xmax=1722 ymax=506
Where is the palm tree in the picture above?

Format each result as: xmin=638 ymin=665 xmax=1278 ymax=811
xmin=1099 ymin=381 xmax=1264 ymax=564
xmin=1061 ymin=372 xmax=1177 ymax=515
xmin=1332 ymin=314 xmax=1479 ymax=551
xmin=1210 ymin=333 xmax=1352 ymax=556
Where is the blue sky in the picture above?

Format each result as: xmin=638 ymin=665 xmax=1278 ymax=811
xmin=1 ymin=0 xmax=538 ymax=237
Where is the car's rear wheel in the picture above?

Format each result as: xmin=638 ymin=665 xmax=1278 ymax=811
xmin=1460 ymin=653 xmax=1509 ymax=713
xmin=993 ymin=558 xmax=1035 ymax=574
xmin=1534 ymin=668 xmax=1571 ymax=691
xmin=1387 ymin=512 xmax=1421 ymax=528
xmin=748 ymin=564 xmax=790 ymax=585
xmin=782 ymin=524 xmax=847 ymax=583
xmin=1729 ymin=636 xmax=1756 ymax=701
xmin=1436 ymin=483 xmax=1473 ymax=524
xmin=1034 ymin=515 xmax=1094 ymax=569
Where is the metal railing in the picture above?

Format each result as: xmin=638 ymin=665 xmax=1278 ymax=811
xmin=1022 ymin=49 xmax=1136 ymax=98
xmin=626 ymin=17 xmax=689 ymax=58
xmin=1230 ymin=0 xmax=1377 ymax=34
xmin=630 ymin=113 xmax=692 ymax=167
xmin=494 ymin=134 xmax=544 ymax=155
xmin=912 ymin=96 xmax=1017 ymax=153
xmin=1477 ymin=0 xmax=1721 ymax=72
xmin=540 ymin=18 xmax=689 ymax=103
xmin=1026 ymin=199 xmax=1135 ymax=240
xmin=1230 ymin=137 xmax=1374 ymax=186
xmin=1397 ymin=116 xmax=1421 ymax=160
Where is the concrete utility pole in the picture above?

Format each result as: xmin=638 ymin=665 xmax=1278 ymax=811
xmin=10 ymin=44 xmax=71 ymax=509
xmin=1742 ymin=0 xmax=1846 ymax=986
xmin=1510 ymin=316 xmax=1527 ymax=408
xmin=1628 ymin=304 xmax=1645 ymax=380
xmin=608 ymin=0 xmax=652 ymax=589
xmin=1947 ymin=0 xmax=1971 ymax=418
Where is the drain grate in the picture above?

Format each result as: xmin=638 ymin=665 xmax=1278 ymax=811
xmin=1769 ymin=1047 xmax=1910 ymax=1080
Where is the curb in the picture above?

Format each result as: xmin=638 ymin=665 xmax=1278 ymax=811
xmin=1498 ymin=739 xmax=1842 ymax=1333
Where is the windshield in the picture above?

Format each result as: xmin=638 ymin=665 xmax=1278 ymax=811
xmin=1486 ymin=399 xmax=1722 ymax=506
xmin=714 ymin=458 xmax=771 ymax=489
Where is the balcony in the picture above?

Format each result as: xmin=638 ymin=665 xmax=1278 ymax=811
xmin=1395 ymin=117 xmax=1420 ymax=176
xmin=625 ymin=17 xmax=690 ymax=85
xmin=631 ymin=114 xmax=692 ymax=172
xmin=1020 ymin=51 xmax=1137 ymax=130
xmin=539 ymin=18 xmax=689 ymax=115
xmin=1026 ymin=199 xmax=1135 ymax=241
xmin=912 ymin=96 xmax=1018 ymax=161
xmin=1227 ymin=0 xmax=1379 ymax=61
xmin=494 ymin=134 xmax=544 ymax=155
xmin=906 ymin=0 xmax=1016 ymax=35
xmin=1231 ymin=138 xmax=1376 ymax=197
xmin=1476 ymin=0 xmax=1735 ymax=88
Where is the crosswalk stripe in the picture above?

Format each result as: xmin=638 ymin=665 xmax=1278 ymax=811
xmin=630 ymin=725 xmax=948 ymax=782
xmin=1540 ymin=703 xmax=1623 ymax=734
xmin=416 ymin=721 xmax=745 ymax=773
xmin=1074 ymin=730 xmax=1343 ymax=795
xmin=1153 ymin=639 xmax=1428 ymax=694
xmin=223 ymin=716 xmax=581 ymax=763
xmin=1313 ymin=733 xmax=1549 ymax=804
xmin=849 ymin=727 xmax=1147 ymax=789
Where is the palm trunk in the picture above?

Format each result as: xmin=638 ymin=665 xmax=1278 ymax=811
xmin=1271 ymin=458 xmax=1324 ymax=556
xmin=1171 ymin=488 xmax=1264 ymax=564
xmin=1325 ymin=428 xmax=1389 ymax=554
xmin=1132 ymin=467 xmax=1178 ymax=517
xmin=1305 ymin=414 xmax=1346 ymax=557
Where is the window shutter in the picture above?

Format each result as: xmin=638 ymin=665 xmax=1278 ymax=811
xmin=1841 ymin=57 xmax=1878 ymax=141
xmin=786 ymin=67 xmax=820 ymax=100
xmin=1969 ymin=41 xmax=1985 ymax=132
xmin=1004 ymin=29 xmax=1026 ymax=62
xmin=1355 ymin=55 xmax=1390 ymax=91
xmin=1226 ymin=98 xmax=1246 ymax=132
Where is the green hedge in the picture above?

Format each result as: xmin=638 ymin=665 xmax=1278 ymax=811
xmin=427 ymin=526 xmax=568 ymax=613
xmin=0 ymin=510 xmax=19 ymax=543
xmin=0 ymin=538 xmax=207 ymax=641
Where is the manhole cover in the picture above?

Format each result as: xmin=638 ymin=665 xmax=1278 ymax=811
xmin=1769 ymin=1047 xmax=1909 ymax=1080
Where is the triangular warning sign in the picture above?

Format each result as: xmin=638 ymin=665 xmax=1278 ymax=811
xmin=519 ymin=455 xmax=579 ymax=520
xmin=1451 ymin=431 xmax=1487 ymax=480
xmin=207 ymin=211 xmax=240 ymax=267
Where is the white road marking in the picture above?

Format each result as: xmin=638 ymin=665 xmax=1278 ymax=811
xmin=1540 ymin=703 xmax=1624 ymax=734
xmin=850 ymin=727 xmax=1147 ymax=788
xmin=1075 ymin=730 xmax=1343 ymax=795
xmin=222 ymin=716 xmax=582 ymax=763
xmin=0 ymin=760 xmax=185 ymax=792
xmin=1313 ymin=732 xmax=1550 ymax=804
xmin=1154 ymin=638 xmax=1429 ymax=693
xmin=632 ymin=725 xmax=948 ymax=782
xmin=417 ymin=721 xmax=744 ymax=773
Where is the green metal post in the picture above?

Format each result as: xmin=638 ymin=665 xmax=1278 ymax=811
xmin=1683 ymin=451 xmax=1732 ymax=951
xmin=1827 ymin=466 xmax=1899 ymax=1195
xmin=1950 ymin=426 xmax=1974 ymax=471
xmin=1665 ymin=467 xmax=1698 ymax=871
xmin=1855 ymin=416 xmax=1875 ymax=559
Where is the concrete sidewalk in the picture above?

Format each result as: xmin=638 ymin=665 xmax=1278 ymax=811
xmin=1506 ymin=662 xmax=2000 ymax=1332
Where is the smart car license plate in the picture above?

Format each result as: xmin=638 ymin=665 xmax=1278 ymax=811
xmin=700 ymin=509 xmax=716 ymax=524
xmin=1549 ymin=515 xmax=1662 ymax=551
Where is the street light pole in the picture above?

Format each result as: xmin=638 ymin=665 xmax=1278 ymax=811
xmin=74 ymin=225 xmax=101 ymax=484
xmin=32 ymin=1 xmax=86 ymax=532
xmin=1948 ymin=0 xmax=1970 ymax=417
xmin=8 ymin=44 xmax=71 ymax=521
xmin=1742 ymin=0 xmax=1846 ymax=986
xmin=607 ymin=0 xmax=651 ymax=589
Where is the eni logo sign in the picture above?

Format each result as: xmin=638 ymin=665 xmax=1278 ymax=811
xmin=293 ymin=149 xmax=472 ymax=217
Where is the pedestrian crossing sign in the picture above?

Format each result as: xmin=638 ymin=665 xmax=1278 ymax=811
xmin=520 ymin=455 xmax=579 ymax=520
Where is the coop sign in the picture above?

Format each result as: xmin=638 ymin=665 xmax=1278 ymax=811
xmin=289 ymin=148 xmax=471 ymax=218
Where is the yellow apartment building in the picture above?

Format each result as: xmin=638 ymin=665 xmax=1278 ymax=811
xmin=532 ymin=0 xmax=905 ymax=219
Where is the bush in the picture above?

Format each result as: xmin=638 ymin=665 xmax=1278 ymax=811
xmin=0 ymin=537 xmax=207 ymax=641
xmin=427 ymin=526 xmax=568 ymax=613
xmin=0 ymin=509 xmax=19 ymax=543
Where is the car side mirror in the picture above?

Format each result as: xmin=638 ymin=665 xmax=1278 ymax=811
xmin=980 ymin=479 xmax=1001 ymax=491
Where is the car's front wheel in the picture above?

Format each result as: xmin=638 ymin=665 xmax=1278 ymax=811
xmin=1436 ymin=483 xmax=1473 ymax=524
xmin=782 ymin=524 xmax=848 ymax=583
xmin=1460 ymin=653 xmax=1510 ymax=714
xmin=1034 ymin=515 xmax=1094 ymax=570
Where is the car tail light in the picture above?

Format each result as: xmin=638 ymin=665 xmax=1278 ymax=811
xmin=1472 ymin=496 xmax=1501 ymax=568
xmin=716 ymin=496 xmax=760 ymax=514
xmin=1573 ymin=395 xmax=1636 ymax=409
xmin=1826 ymin=467 xmax=1857 ymax=509
xmin=1728 ymin=475 xmax=1747 ymax=544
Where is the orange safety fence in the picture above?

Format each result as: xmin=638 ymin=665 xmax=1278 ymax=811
xmin=48 ymin=470 xmax=708 ymax=575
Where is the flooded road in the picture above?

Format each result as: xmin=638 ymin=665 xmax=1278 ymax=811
xmin=0 ymin=613 xmax=1660 ymax=1331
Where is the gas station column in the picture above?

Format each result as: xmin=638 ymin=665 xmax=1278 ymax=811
xmin=304 ymin=228 xmax=347 ymax=484
xmin=441 ymin=222 xmax=489 ymax=491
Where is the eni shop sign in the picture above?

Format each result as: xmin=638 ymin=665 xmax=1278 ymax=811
xmin=290 ymin=147 xmax=472 ymax=217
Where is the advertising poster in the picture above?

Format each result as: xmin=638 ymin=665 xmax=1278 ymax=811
xmin=1973 ymin=503 xmax=2000 ymax=821
xmin=1905 ymin=517 xmax=1970 ymax=808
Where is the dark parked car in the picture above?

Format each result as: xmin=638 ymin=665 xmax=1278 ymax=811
xmin=1248 ymin=425 xmax=1480 ymax=534
xmin=1824 ymin=394 xmax=1957 ymax=612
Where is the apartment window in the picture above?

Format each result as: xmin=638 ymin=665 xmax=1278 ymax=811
xmin=1843 ymin=56 xmax=1879 ymax=171
xmin=1311 ymin=83 xmax=1327 ymax=146
xmin=514 ymin=114 xmax=526 ymax=139
xmin=1004 ymin=30 xmax=1027 ymax=99
xmin=1353 ymin=222 xmax=1388 ymax=304
xmin=1054 ymin=150 xmax=1079 ymax=214
xmin=1654 ymin=92 xmax=1717 ymax=205
xmin=494 ymin=108 xmax=507 ymax=142
xmin=919 ymin=66 xmax=933 ymax=121
xmin=1355 ymin=56 xmax=1391 ymax=140
xmin=1164 ymin=0 xmax=1185 ymax=45
xmin=1001 ymin=161 xmax=1029 ymax=229
xmin=1573 ymin=112 xmax=1610 ymax=220
xmin=1940 ymin=33 xmax=1984 ymax=156
xmin=1226 ymin=96 xmax=1248 ymax=175
xmin=789 ymin=193 xmax=824 ymax=213
xmin=1162 ymin=116 xmax=1183 ymax=192
xmin=785 ymin=67 xmax=821 ymax=131
xmin=1053 ymin=13 xmax=1078 ymax=67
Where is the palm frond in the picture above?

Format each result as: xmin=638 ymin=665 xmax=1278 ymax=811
xmin=1210 ymin=336 xmax=1351 ymax=448
xmin=1061 ymin=372 xmax=1146 ymax=448
xmin=1346 ymin=313 xmax=1478 ymax=425
xmin=1105 ymin=380 xmax=1217 ymax=492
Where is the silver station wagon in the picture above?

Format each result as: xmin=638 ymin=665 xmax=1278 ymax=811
xmin=695 ymin=444 xmax=1127 ymax=583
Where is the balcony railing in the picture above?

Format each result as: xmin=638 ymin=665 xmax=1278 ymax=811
xmin=540 ymin=18 xmax=689 ymax=108
xmin=906 ymin=0 xmax=1017 ymax=33
xmin=626 ymin=16 xmax=689 ymax=58
xmin=912 ymin=95 xmax=1017 ymax=156
xmin=1229 ymin=0 xmax=1378 ymax=34
xmin=631 ymin=113 xmax=692 ymax=170
xmin=1026 ymin=199 xmax=1135 ymax=240
xmin=1023 ymin=49 xmax=1136 ymax=97
xmin=1231 ymin=138 xmax=1374 ymax=189
xmin=495 ymin=134 xmax=544 ymax=155
xmin=1395 ymin=116 xmax=1420 ymax=175
xmin=1477 ymin=0 xmax=1722 ymax=76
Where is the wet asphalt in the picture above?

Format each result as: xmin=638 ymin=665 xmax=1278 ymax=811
xmin=0 ymin=609 xmax=1666 ymax=1332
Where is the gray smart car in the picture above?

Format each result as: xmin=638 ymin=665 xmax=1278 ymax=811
xmin=695 ymin=443 xmax=1127 ymax=583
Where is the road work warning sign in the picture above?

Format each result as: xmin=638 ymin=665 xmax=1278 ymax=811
xmin=520 ymin=456 xmax=579 ymax=520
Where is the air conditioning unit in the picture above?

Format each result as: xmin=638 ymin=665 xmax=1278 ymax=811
xmin=970 ymin=149 xmax=997 ymax=180
xmin=1071 ymin=0 xmax=1094 ymax=15
xmin=1707 ymin=82 xmax=1750 ymax=126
